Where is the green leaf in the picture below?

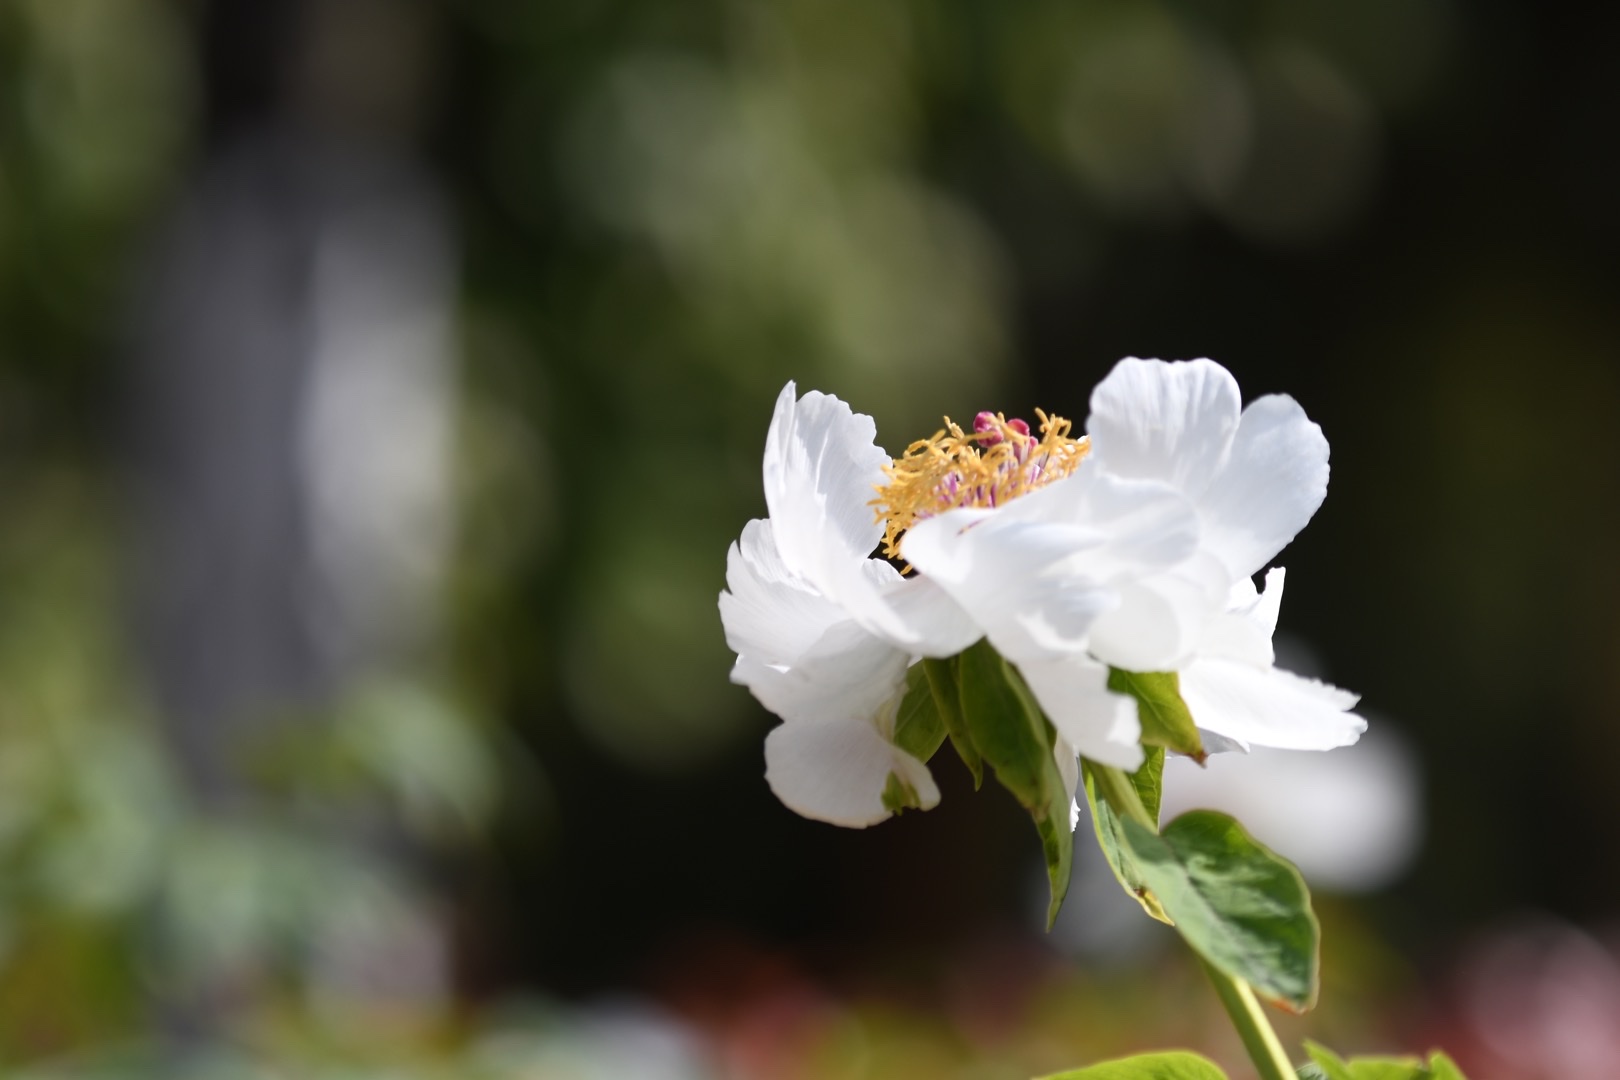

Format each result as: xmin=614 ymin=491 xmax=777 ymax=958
xmin=1301 ymin=1044 xmax=1471 ymax=1080
xmin=1129 ymin=744 xmax=1165 ymax=825
xmin=1301 ymin=1045 xmax=1360 ymax=1080
xmin=924 ymin=655 xmax=982 ymax=787
xmin=955 ymin=640 xmax=1073 ymax=928
xmin=1121 ymin=811 xmax=1319 ymax=1011
xmin=1037 ymin=1050 xmax=1230 ymax=1079
xmin=1425 ymin=1053 xmax=1467 ymax=1080
xmin=893 ymin=663 xmax=948 ymax=762
xmin=1081 ymin=751 xmax=1171 ymax=923
xmin=1108 ymin=669 xmax=1205 ymax=761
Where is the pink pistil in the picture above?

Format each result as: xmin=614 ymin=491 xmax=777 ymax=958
xmin=973 ymin=412 xmax=1032 ymax=447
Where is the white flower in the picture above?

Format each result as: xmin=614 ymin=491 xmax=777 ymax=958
xmin=899 ymin=357 xmax=1363 ymax=763
xmin=886 ymin=412 xmax=1203 ymax=769
xmin=719 ymin=384 xmax=978 ymax=827
xmin=1084 ymin=358 xmax=1365 ymax=753
xmin=724 ymin=360 xmax=1363 ymax=832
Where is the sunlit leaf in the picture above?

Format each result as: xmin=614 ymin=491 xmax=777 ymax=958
xmin=1301 ymin=1043 xmax=1471 ymax=1079
xmin=1425 ymin=1053 xmax=1467 ymax=1080
xmin=1082 ymin=751 xmax=1171 ymax=922
xmin=1122 ymin=811 xmax=1319 ymax=1011
xmin=1108 ymin=669 xmax=1204 ymax=761
xmin=1039 ymin=1049 xmax=1230 ymax=1079
xmin=1128 ymin=744 xmax=1166 ymax=825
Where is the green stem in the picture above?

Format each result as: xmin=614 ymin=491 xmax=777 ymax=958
xmin=1198 ymin=956 xmax=1297 ymax=1080
xmin=1087 ymin=761 xmax=1297 ymax=1080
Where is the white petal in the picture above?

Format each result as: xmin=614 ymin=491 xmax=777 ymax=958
xmin=819 ymin=545 xmax=981 ymax=655
xmin=1049 ymin=467 xmax=1205 ymax=575
xmin=1053 ymin=736 xmax=1081 ymax=832
xmin=749 ymin=384 xmax=973 ymax=654
xmin=901 ymin=468 xmax=1199 ymax=665
xmin=1193 ymin=567 xmax=1285 ymax=667
xmin=722 ymin=517 xmax=934 ymax=730
xmin=732 ymin=620 xmax=909 ymax=727
xmin=903 ymin=508 xmax=1119 ymax=662
xmin=1180 ymin=658 xmax=1365 ymax=752
xmin=879 ymin=573 xmax=984 ymax=658
xmin=1087 ymin=570 xmax=1216 ymax=672
xmin=764 ymin=718 xmax=939 ymax=828
xmin=761 ymin=383 xmax=889 ymax=585
xmin=1196 ymin=728 xmax=1251 ymax=755
xmin=1197 ymin=395 xmax=1329 ymax=578
xmin=719 ymin=518 xmax=845 ymax=664
xmin=1086 ymin=358 xmax=1242 ymax=500
xmin=1225 ymin=572 xmax=1261 ymax=612
xmin=1251 ymin=566 xmax=1285 ymax=638
xmin=1015 ymin=655 xmax=1143 ymax=769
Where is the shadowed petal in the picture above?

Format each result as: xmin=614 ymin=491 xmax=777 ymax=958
xmin=764 ymin=717 xmax=939 ymax=827
xmin=1087 ymin=569 xmax=1217 ymax=672
xmin=879 ymin=572 xmax=984 ymax=658
xmin=720 ymin=518 xmax=846 ymax=664
xmin=732 ymin=618 xmax=910 ymax=727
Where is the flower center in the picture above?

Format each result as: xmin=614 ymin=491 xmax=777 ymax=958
xmin=870 ymin=408 xmax=1090 ymax=559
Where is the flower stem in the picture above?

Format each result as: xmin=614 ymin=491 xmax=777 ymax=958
xmin=1088 ymin=760 xmax=1297 ymax=1080
xmin=1198 ymin=955 xmax=1297 ymax=1080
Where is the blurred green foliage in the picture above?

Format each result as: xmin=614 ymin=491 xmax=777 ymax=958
xmin=0 ymin=0 xmax=192 ymax=403
xmin=1 ymin=0 xmax=1619 ymax=1075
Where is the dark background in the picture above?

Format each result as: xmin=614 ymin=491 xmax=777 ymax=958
xmin=1 ymin=1 xmax=1617 ymax=1076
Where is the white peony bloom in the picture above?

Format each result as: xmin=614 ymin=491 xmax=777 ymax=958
xmin=897 ymin=357 xmax=1363 ymax=761
xmin=723 ymin=360 xmax=1363 ymax=831
xmin=879 ymin=407 xmax=1201 ymax=770
xmin=720 ymin=383 xmax=978 ymax=827
xmin=1083 ymin=357 xmax=1366 ymax=753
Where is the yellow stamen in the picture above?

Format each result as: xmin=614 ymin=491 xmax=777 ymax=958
xmin=870 ymin=410 xmax=1090 ymax=560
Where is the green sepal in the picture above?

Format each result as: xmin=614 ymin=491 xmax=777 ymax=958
xmin=1122 ymin=810 xmax=1320 ymax=1011
xmin=1108 ymin=669 xmax=1205 ymax=762
xmin=882 ymin=664 xmax=950 ymax=816
xmin=893 ymin=662 xmax=948 ymax=763
xmin=1301 ymin=1043 xmax=1469 ymax=1080
xmin=1082 ymin=750 xmax=1171 ymax=923
xmin=1038 ymin=1050 xmax=1229 ymax=1079
xmin=924 ymin=655 xmax=982 ymax=788
xmin=955 ymin=640 xmax=1073 ymax=929
xmin=880 ymin=770 xmax=925 ymax=815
